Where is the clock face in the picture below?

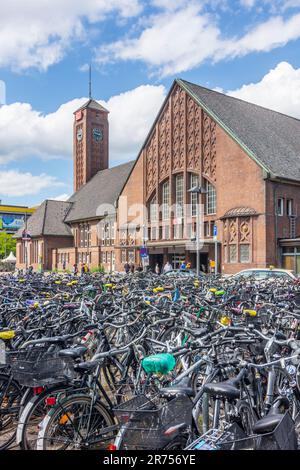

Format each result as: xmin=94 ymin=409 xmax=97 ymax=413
xmin=77 ymin=127 xmax=83 ymax=142
xmin=93 ymin=128 xmax=103 ymax=142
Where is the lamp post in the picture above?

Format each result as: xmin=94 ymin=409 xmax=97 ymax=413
xmin=188 ymin=185 xmax=207 ymax=277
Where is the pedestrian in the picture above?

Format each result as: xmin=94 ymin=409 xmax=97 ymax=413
xmin=73 ymin=263 xmax=78 ymax=275
xmin=155 ymin=263 xmax=160 ymax=275
xmin=186 ymin=262 xmax=191 ymax=270
xmin=124 ymin=262 xmax=130 ymax=274
xmin=180 ymin=261 xmax=186 ymax=270
xmin=62 ymin=260 xmax=66 ymax=271
xmin=163 ymin=261 xmax=172 ymax=274
xmin=81 ymin=263 xmax=85 ymax=275
xmin=130 ymin=263 xmax=135 ymax=274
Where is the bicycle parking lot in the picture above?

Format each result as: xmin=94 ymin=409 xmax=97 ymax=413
xmin=1 ymin=271 xmax=300 ymax=451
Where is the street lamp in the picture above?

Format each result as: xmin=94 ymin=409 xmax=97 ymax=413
xmin=188 ymin=185 xmax=207 ymax=277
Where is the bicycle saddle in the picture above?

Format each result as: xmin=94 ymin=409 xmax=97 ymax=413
xmin=73 ymin=360 xmax=99 ymax=373
xmin=203 ymin=380 xmax=240 ymax=400
xmin=252 ymin=414 xmax=283 ymax=434
xmin=159 ymin=377 xmax=195 ymax=398
xmin=58 ymin=345 xmax=87 ymax=359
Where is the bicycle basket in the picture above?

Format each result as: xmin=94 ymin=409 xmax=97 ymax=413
xmin=113 ymin=394 xmax=193 ymax=450
xmin=254 ymin=412 xmax=298 ymax=450
xmin=6 ymin=345 xmax=76 ymax=387
xmin=188 ymin=413 xmax=298 ymax=451
xmin=186 ymin=424 xmax=252 ymax=451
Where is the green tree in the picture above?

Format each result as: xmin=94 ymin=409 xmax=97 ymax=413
xmin=0 ymin=232 xmax=16 ymax=259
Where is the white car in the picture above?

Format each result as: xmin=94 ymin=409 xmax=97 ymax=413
xmin=231 ymin=268 xmax=297 ymax=281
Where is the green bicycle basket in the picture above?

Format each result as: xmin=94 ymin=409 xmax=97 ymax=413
xmin=142 ymin=353 xmax=176 ymax=375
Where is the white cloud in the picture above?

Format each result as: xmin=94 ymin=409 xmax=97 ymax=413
xmin=97 ymin=4 xmax=300 ymax=77
xmin=240 ymin=0 xmax=256 ymax=7
xmin=51 ymin=194 xmax=70 ymax=201
xmin=97 ymin=4 xmax=220 ymax=76
xmin=0 ymin=84 xmax=166 ymax=165
xmin=227 ymin=61 xmax=300 ymax=118
xmin=0 ymin=0 xmax=142 ymax=70
xmin=223 ymin=13 xmax=300 ymax=58
xmin=0 ymin=98 xmax=86 ymax=164
xmin=105 ymin=84 xmax=166 ymax=162
xmin=0 ymin=170 xmax=63 ymax=197
xmin=0 ymin=81 xmax=5 ymax=105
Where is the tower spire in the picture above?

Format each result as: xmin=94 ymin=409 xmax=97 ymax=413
xmin=89 ymin=64 xmax=92 ymax=99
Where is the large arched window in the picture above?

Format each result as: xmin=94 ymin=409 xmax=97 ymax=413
xmin=149 ymin=194 xmax=158 ymax=223
xmin=190 ymin=173 xmax=199 ymax=217
xmin=162 ymin=180 xmax=170 ymax=220
xmin=204 ymin=179 xmax=216 ymax=215
xmin=175 ymin=174 xmax=184 ymax=218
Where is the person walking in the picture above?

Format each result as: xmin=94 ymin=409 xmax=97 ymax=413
xmin=163 ymin=261 xmax=172 ymax=274
xmin=124 ymin=262 xmax=130 ymax=274
xmin=130 ymin=263 xmax=135 ymax=274
xmin=180 ymin=261 xmax=186 ymax=270
xmin=73 ymin=264 xmax=78 ymax=275
xmin=62 ymin=260 xmax=66 ymax=271
xmin=155 ymin=263 xmax=160 ymax=275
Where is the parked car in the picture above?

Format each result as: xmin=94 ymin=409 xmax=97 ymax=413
xmin=164 ymin=269 xmax=206 ymax=277
xmin=231 ymin=268 xmax=296 ymax=281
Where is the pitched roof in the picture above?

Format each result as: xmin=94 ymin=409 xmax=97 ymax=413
xmin=178 ymin=79 xmax=300 ymax=182
xmin=75 ymin=99 xmax=109 ymax=114
xmin=65 ymin=161 xmax=135 ymax=223
xmin=15 ymin=200 xmax=73 ymax=238
xmin=221 ymin=207 xmax=258 ymax=219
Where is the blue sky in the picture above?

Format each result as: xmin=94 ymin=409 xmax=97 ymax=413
xmin=1 ymin=0 xmax=300 ymax=206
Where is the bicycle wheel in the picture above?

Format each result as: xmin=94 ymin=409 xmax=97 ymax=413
xmin=0 ymin=372 xmax=23 ymax=450
xmin=18 ymin=384 xmax=73 ymax=450
xmin=37 ymin=394 xmax=116 ymax=450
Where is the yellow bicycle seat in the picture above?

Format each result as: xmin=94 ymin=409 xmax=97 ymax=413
xmin=0 ymin=330 xmax=15 ymax=340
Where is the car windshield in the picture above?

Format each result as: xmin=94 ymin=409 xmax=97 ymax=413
xmin=236 ymin=270 xmax=291 ymax=280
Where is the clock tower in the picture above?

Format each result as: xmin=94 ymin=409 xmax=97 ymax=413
xmin=73 ymin=99 xmax=109 ymax=192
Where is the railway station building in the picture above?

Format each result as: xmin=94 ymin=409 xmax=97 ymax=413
xmin=16 ymin=79 xmax=300 ymax=274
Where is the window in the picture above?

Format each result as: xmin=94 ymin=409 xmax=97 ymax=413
xmin=162 ymin=181 xmax=170 ymax=220
xmin=174 ymin=223 xmax=183 ymax=239
xmin=229 ymin=245 xmax=237 ymax=263
xmin=205 ymin=180 xmax=216 ymax=215
xmin=277 ymin=198 xmax=284 ymax=216
xmin=175 ymin=174 xmax=184 ymax=218
xmin=79 ymin=224 xmax=90 ymax=247
xmin=128 ymin=250 xmax=135 ymax=263
xmin=111 ymin=222 xmax=115 ymax=242
xmin=287 ymin=199 xmax=293 ymax=216
xmin=190 ymin=174 xmax=199 ymax=217
xmin=150 ymin=195 xmax=158 ymax=223
xmin=240 ymin=245 xmax=250 ymax=263
xmin=151 ymin=226 xmax=157 ymax=240
xmin=121 ymin=250 xmax=127 ymax=264
xmin=204 ymin=222 xmax=210 ymax=237
xmin=162 ymin=224 xmax=170 ymax=240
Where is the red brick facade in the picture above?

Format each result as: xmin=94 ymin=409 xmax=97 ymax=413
xmin=16 ymin=81 xmax=300 ymax=274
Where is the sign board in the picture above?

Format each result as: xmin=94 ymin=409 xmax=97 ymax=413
xmin=213 ymin=224 xmax=217 ymax=241
xmin=0 ymin=215 xmax=25 ymax=231
xmin=140 ymin=247 xmax=149 ymax=258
